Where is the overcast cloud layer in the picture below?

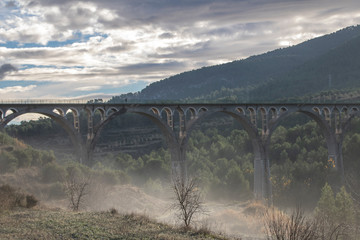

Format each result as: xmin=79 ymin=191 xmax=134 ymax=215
xmin=0 ymin=0 xmax=360 ymax=100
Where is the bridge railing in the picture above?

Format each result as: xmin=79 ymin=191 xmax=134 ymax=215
xmin=0 ymin=99 xmax=89 ymax=104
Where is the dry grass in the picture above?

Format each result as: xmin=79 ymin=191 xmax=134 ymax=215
xmin=242 ymin=201 xmax=267 ymax=216
xmin=0 ymin=208 xmax=228 ymax=240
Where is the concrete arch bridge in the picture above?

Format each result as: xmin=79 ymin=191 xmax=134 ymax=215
xmin=0 ymin=101 xmax=357 ymax=200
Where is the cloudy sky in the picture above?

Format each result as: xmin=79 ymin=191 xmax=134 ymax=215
xmin=0 ymin=0 xmax=360 ymax=100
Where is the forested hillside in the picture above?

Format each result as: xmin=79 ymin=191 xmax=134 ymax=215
xmin=252 ymin=32 xmax=360 ymax=101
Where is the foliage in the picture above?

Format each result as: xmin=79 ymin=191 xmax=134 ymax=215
xmin=0 ymin=131 xmax=56 ymax=173
xmin=315 ymin=184 xmax=356 ymax=239
xmin=143 ymin=178 xmax=164 ymax=196
xmin=41 ymin=163 xmax=67 ymax=183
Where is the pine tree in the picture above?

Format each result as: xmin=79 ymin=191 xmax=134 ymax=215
xmin=335 ymin=186 xmax=355 ymax=227
xmin=315 ymin=182 xmax=336 ymax=219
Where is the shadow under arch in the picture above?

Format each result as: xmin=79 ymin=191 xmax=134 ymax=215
xmin=0 ymin=109 xmax=84 ymax=162
xmin=181 ymin=108 xmax=268 ymax=200
xmin=267 ymin=108 xmax=341 ymax=173
xmin=86 ymin=106 xmax=191 ymax=182
xmin=86 ymin=107 xmax=177 ymax=165
xmin=184 ymin=109 xmax=259 ymax=152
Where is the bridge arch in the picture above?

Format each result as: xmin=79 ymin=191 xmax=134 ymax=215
xmin=181 ymin=108 xmax=267 ymax=199
xmin=4 ymin=108 xmax=19 ymax=117
xmin=53 ymin=108 xmax=65 ymax=117
xmin=1 ymin=109 xmax=84 ymax=162
xmin=150 ymin=107 xmax=161 ymax=116
xmin=185 ymin=107 xmax=197 ymax=119
xmin=106 ymin=107 xmax=118 ymax=117
xmin=65 ymin=107 xmax=81 ymax=132
xmin=235 ymin=107 xmax=245 ymax=115
xmin=269 ymin=107 xmax=278 ymax=119
xmin=268 ymin=107 xmax=339 ymax=171
xmin=198 ymin=107 xmax=208 ymax=114
xmin=161 ymin=107 xmax=174 ymax=128
xmin=85 ymin=107 xmax=178 ymax=169
xmin=92 ymin=107 xmax=105 ymax=120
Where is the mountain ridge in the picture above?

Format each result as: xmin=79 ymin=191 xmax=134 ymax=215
xmin=109 ymin=24 xmax=360 ymax=102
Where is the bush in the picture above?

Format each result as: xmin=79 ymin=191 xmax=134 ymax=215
xmin=47 ymin=182 xmax=66 ymax=199
xmin=97 ymin=169 xmax=120 ymax=185
xmin=143 ymin=178 xmax=163 ymax=196
xmin=13 ymin=149 xmax=32 ymax=168
xmin=25 ymin=195 xmax=38 ymax=208
xmin=315 ymin=184 xmax=356 ymax=239
xmin=264 ymin=207 xmax=318 ymax=240
xmin=41 ymin=163 xmax=67 ymax=183
xmin=0 ymin=184 xmax=38 ymax=210
xmin=0 ymin=152 xmax=18 ymax=173
xmin=41 ymin=150 xmax=56 ymax=164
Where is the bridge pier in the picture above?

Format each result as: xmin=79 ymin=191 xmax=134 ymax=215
xmin=253 ymin=156 xmax=265 ymax=199
xmin=327 ymin=134 xmax=345 ymax=184
xmin=253 ymin=142 xmax=272 ymax=202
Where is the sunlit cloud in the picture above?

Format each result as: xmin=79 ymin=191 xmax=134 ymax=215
xmin=0 ymin=84 xmax=36 ymax=94
xmin=75 ymin=86 xmax=102 ymax=91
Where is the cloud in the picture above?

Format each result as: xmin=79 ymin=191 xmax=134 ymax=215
xmin=0 ymin=64 xmax=17 ymax=80
xmin=5 ymin=1 xmax=17 ymax=8
xmin=75 ymin=85 xmax=102 ymax=91
xmin=0 ymin=84 xmax=36 ymax=93
xmin=0 ymin=0 xmax=359 ymax=99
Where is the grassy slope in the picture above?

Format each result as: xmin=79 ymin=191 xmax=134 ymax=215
xmin=0 ymin=208 xmax=227 ymax=240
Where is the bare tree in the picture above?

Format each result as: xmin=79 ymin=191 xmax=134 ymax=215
xmin=63 ymin=168 xmax=91 ymax=211
xmin=264 ymin=207 xmax=319 ymax=240
xmin=171 ymin=176 xmax=205 ymax=228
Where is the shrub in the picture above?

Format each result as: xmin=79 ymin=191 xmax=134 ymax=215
xmin=144 ymin=178 xmax=163 ymax=196
xmin=25 ymin=195 xmax=38 ymax=208
xmin=0 ymin=184 xmax=38 ymax=210
xmin=264 ymin=207 xmax=318 ymax=240
xmin=47 ymin=182 xmax=66 ymax=199
xmin=41 ymin=150 xmax=56 ymax=164
xmin=109 ymin=208 xmax=118 ymax=215
xmin=41 ymin=163 xmax=67 ymax=183
xmin=13 ymin=149 xmax=32 ymax=168
xmin=98 ymin=169 xmax=120 ymax=185
xmin=315 ymin=184 xmax=356 ymax=239
xmin=0 ymin=151 xmax=18 ymax=173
